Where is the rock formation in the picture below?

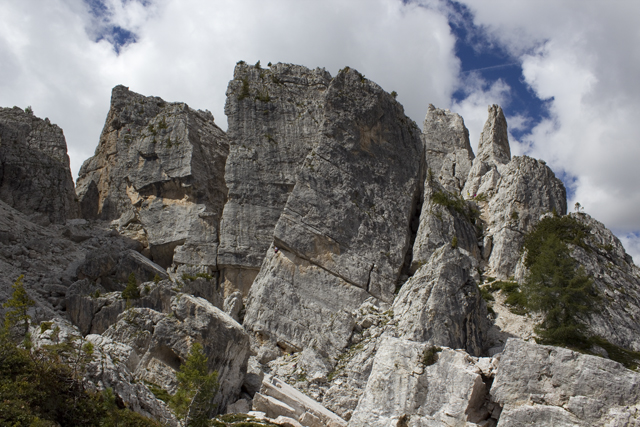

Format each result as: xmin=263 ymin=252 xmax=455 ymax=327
xmin=219 ymin=62 xmax=331 ymax=296
xmin=2 ymin=64 xmax=640 ymax=427
xmin=76 ymin=85 xmax=228 ymax=269
xmin=0 ymin=107 xmax=78 ymax=224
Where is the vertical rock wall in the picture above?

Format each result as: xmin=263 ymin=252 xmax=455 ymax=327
xmin=0 ymin=107 xmax=78 ymax=224
xmin=75 ymin=86 xmax=229 ymax=269
xmin=218 ymin=63 xmax=331 ymax=295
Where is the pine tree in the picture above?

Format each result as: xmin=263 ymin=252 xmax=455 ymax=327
xmin=170 ymin=342 xmax=219 ymax=427
xmin=3 ymin=275 xmax=35 ymax=337
xmin=121 ymin=273 xmax=140 ymax=301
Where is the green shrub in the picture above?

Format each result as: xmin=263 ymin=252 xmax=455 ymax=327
xmin=390 ymin=91 xmax=398 ymax=99
xmin=122 ymin=273 xmax=140 ymax=300
xmin=422 ymin=346 xmax=442 ymax=366
xmin=451 ymin=236 xmax=458 ymax=249
xmin=238 ymin=77 xmax=250 ymax=100
xmin=153 ymin=274 xmax=161 ymax=284
xmin=169 ymin=342 xmax=219 ymax=427
xmin=431 ymin=190 xmax=480 ymax=225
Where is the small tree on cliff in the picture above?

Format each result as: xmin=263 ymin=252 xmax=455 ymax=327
xmin=170 ymin=342 xmax=219 ymax=427
xmin=3 ymin=275 xmax=35 ymax=339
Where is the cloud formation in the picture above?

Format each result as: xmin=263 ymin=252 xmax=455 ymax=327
xmin=459 ymin=0 xmax=640 ymax=260
xmin=0 ymin=0 xmax=459 ymax=179
xmin=2 ymin=0 xmax=640 ymax=262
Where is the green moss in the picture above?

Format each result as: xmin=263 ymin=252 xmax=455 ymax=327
xmin=238 ymin=77 xmax=250 ymax=100
xmin=431 ymin=190 xmax=480 ymax=225
xmin=422 ymin=346 xmax=442 ymax=366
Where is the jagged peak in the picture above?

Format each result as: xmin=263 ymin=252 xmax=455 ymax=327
xmin=476 ymin=104 xmax=510 ymax=165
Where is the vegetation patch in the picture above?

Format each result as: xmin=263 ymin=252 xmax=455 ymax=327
xmin=430 ymin=190 xmax=480 ymax=226
xmin=522 ymin=213 xmax=597 ymax=348
xmin=422 ymin=345 xmax=442 ymax=366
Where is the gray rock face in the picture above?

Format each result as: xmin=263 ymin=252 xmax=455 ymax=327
xmin=0 ymin=107 xmax=78 ymax=224
xmin=410 ymin=177 xmax=481 ymax=271
xmin=393 ymin=246 xmax=489 ymax=356
xmin=483 ymin=156 xmax=567 ymax=278
xmin=243 ymin=248 xmax=371 ymax=364
xmin=103 ymin=294 xmax=250 ymax=413
xmin=492 ymin=339 xmax=640 ymax=426
xmin=568 ymin=213 xmax=640 ymax=351
xmin=76 ymin=85 xmax=228 ymax=268
xmin=422 ymin=104 xmax=474 ymax=194
xmin=218 ymin=63 xmax=331 ymax=295
xmin=243 ymin=66 xmax=422 ymax=370
xmin=348 ymin=337 xmax=497 ymax=427
xmin=273 ymin=67 xmax=423 ymax=302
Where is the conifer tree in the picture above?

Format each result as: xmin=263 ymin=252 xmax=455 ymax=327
xmin=3 ymin=275 xmax=34 ymax=337
xmin=170 ymin=342 xmax=218 ymax=427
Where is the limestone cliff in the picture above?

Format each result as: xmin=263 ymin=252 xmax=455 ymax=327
xmin=2 ymin=64 xmax=640 ymax=427
xmin=76 ymin=85 xmax=228 ymax=269
xmin=0 ymin=107 xmax=78 ymax=224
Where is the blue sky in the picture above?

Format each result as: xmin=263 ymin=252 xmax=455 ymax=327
xmin=1 ymin=0 xmax=640 ymax=262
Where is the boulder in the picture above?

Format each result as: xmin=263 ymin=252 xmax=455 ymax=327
xmin=348 ymin=337 xmax=497 ymax=426
xmin=393 ymin=246 xmax=489 ymax=356
xmin=492 ymin=339 xmax=640 ymax=426
xmin=0 ymin=107 xmax=78 ymax=224
xmin=132 ymin=294 xmax=250 ymax=412
xmin=252 ymin=375 xmax=347 ymax=427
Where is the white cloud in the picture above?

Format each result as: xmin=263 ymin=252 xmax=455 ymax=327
xmin=459 ymin=0 xmax=640 ymax=263
xmin=0 ymin=0 xmax=459 ymax=180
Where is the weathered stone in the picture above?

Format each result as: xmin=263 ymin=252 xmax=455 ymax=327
xmin=253 ymin=375 xmax=347 ymax=427
xmin=482 ymin=156 xmax=566 ymax=278
xmin=218 ymin=62 xmax=331 ymax=296
xmin=564 ymin=214 xmax=640 ymax=351
xmin=422 ymin=104 xmax=474 ymax=194
xmin=76 ymin=85 xmax=228 ymax=269
xmin=133 ymin=295 xmax=250 ymax=412
xmin=492 ymin=339 xmax=640 ymax=426
xmin=410 ymin=177 xmax=481 ymax=271
xmin=0 ymin=107 xmax=78 ymax=224
xmin=394 ymin=246 xmax=489 ymax=356
xmin=243 ymin=248 xmax=371 ymax=365
xmin=349 ymin=337 xmax=495 ymax=427
xmin=273 ymin=67 xmax=423 ymax=302
xmin=30 ymin=318 xmax=177 ymax=426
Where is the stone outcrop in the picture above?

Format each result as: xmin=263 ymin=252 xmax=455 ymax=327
xmin=410 ymin=177 xmax=481 ymax=271
xmin=102 ymin=294 xmax=250 ymax=413
xmin=460 ymin=105 xmax=566 ymax=278
xmin=422 ymin=104 xmax=474 ymax=194
xmin=568 ymin=213 xmax=640 ymax=351
xmin=393 ymin=246 xmax=489 ymax=356
xmin=349 ymin=337 xmax=498 ymax=427
xmin=76 ymin=85 xmax=228 ymax=269
xmin=218 ymin=63 xmax=331 ymax=296
xmin=30 ymin=318 xmax=178 ymax=425
xmin=492 ymin=339 xmax=640 ymax=426
xmin=482 ymin=156 xmax=567 ymax=278
xmin=0 ymin=107 xmax=78 ymax=224
xmin=243 ymin=66 xmax=423 ymax=370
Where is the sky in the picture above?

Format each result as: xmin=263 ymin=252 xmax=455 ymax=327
xmin=1 ymin=0 xmax=640 ymax=263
